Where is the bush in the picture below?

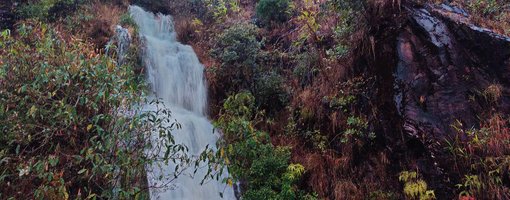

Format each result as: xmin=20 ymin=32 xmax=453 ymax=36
xmin=203 ymin=92 xmax=315 ymax=200
xmin=256 ymin=0 xmax=292 ymax=26
xmin=253 ymin=71 xmax=289 ymax=113
xmin=203 ymin=0 xmax=240 ymax=22
xmin=16 ymin=0 xmax=78 ymax=21
xmin=212 ymin=23 xmax=260 ymax=67
xmin=293 ymin=51 xmax=319 ymax=87
xmin=0 ymin=22 xmax=187 ymax=199
xmin=211 ymin=23 xmax=261 ymax=93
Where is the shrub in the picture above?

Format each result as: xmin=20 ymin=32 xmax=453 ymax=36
xmin=399 ymin=171 xmax=436 ymax=200
xmin=203 ymin=92 xmax=315 ymax=200
xmin=212 ymin=23 xmax=260 ymax=67
xmin=203 ymin=0 xmax=240 ymax=22
xmin=211 ymin=23 xmax=261 ymax=93
xmin=0 ymin=22 xmax=188 ymax=199
xmin=16 ymin=0 xmax=78 ymax=21
xmin=256 ymin=0 xmax=292 ymax=26
xmin=293 ymin=51 xmax=319 ymax=87
xmin=119 ymin=13 xmax=137 ymax=28
xmin=253 ymin=71 xmax=289 ymax=113
xmin=341 ymin=115 xmax=375 ymax=144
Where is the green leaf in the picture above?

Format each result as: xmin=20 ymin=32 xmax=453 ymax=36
xmin=29 ymin=105 xmax=37 ymax=118
xmin=78 ymin=168 xmax=87 ymax=175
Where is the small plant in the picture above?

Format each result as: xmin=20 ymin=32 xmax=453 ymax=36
xmin=304 ymin=130 xmax=328 ymax=152
xmin=341 ymin=116 xmax=375 ymax=144
xmin=399 ymin=171 xmax=436 ymax=200
xmin=326 ymin=43 xmax=349 ymax=59
xmin=203 ymin=0 xmax=240 ymax=21
xmin=327 ymin=94 xmax=356 ymax=112
xmin=483 ymin=84 xmax=502 ymax=104
xmin=368 ymin=190 xmax=398 ymax=200
xmin=119 ymin=13 xmax=137 ymax=28
xmin=457 ymin=175 xmax=482 ymax=198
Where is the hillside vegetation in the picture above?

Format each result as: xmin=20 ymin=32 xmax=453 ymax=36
xmin=1 ymin=0 xmax=510 ymax=199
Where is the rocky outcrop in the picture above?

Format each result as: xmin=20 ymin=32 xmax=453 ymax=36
xmin=392 ymin=3 xmax=510 ymax=197
xmin=354 ymin=2 xmax=510 ymax=197
xmin=113 ymin=25 xmax=131 ymax=66
xmin=396 ymin=4 xmax=510 ymax=141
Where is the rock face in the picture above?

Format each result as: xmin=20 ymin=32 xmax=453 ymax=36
xmin=0 ymin=0 xmax=14 ymax=30
xmin=395 ymin=3 xmax=510 ymax=142
xmin=393 ymin=3 xmax=510 ymax=196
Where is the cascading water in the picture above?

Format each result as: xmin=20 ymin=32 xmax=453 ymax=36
xmin=129 ymin=6 xmax=235 ymax=200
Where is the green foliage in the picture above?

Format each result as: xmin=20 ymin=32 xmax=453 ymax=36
xmin=341 ymin=115 xmax=375 ymax=143
xmin=327 ymin=94 xmax=355 ymax=112
xmin=295 ymin=0 xmax=320 ymax=46
xmin=204 ymin=92 xmax=314 ymax=200
xmin=120 ymin=13 xmax=137 ymax=29
xmin=17 ymin=0 xmax=78 ymax=21
xmin=303 ymin=130 xmax=328 ymax=152
xmin=399 ymin=171 xmax=436 ymax=200
xmin=256 ymin=0 xmax=292 ymax=26
xmin=457 ymin=175 xmax=482 ymax=197
xmin=293 ymin=51 xmax=319 ymax=87
xmin=467 ymin=0 xmax=505 ymax=17
xmin=212 ymin=23 xmax=260 ymax=67
xmin=0 ymin=22 xmax=187 ymax=199
xmin=326 ymin=43 xmax=349 ymax=59
xmin=447 ymin=115 xmax=510 ymax=199
xmin=368 ymin=190 xmax=398 ymax=200
xmin=211 ymin=23 xmax=261 ymax=92
xmin=324 ymin=0 xmax=364 ymax=59
xmin=203 ymin=0 xmax=240 ymax=21
xmin=254 ymin=71 xmax=289 ymax=113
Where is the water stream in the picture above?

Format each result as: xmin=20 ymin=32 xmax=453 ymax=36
xmin=129 ymin=6 xmax=235 ymax=200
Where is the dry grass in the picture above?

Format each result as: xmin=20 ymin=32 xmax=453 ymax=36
xmin=448 ymin=0 xmax=510 ymax=36
xmin=49 ymin=1 xmax=129 ymax=49
xmin=479 ymin=114 xmax=510 ymax=156
xmin=484 ymin=84 xmax=503 ymax=104
xmin=448 ymin=113 xmax=510 ymax=199
xmin=334 ymin=180 xmax=363 ymax=200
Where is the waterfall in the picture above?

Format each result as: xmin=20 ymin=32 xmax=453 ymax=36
xmin=129 ymin=6 xmax=235 ymax=200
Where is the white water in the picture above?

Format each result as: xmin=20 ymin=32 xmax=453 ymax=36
xmin=129 ymin=6 xmax=235 ymax=200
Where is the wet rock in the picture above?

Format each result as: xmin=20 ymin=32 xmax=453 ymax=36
xmin=114 ymin=25 xmax=131 ymax=66
xmin=439 ymin=3 xmax=468 ymax=17
xmin=394 ymin=4 xmax=510 ymax=196
xmin=396 ymin=4 xmax=510 ymax=140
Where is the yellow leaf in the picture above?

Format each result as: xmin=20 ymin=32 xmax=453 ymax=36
xmin=227 ymin=178 xmax=233 ymax=187
xmin=86 ymin=124 xmax=93 ymax=132
xmin=29 ymin=105 xmax=37 ymax=117
xmin=63 ymin=187 xmax=69 ymax=200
